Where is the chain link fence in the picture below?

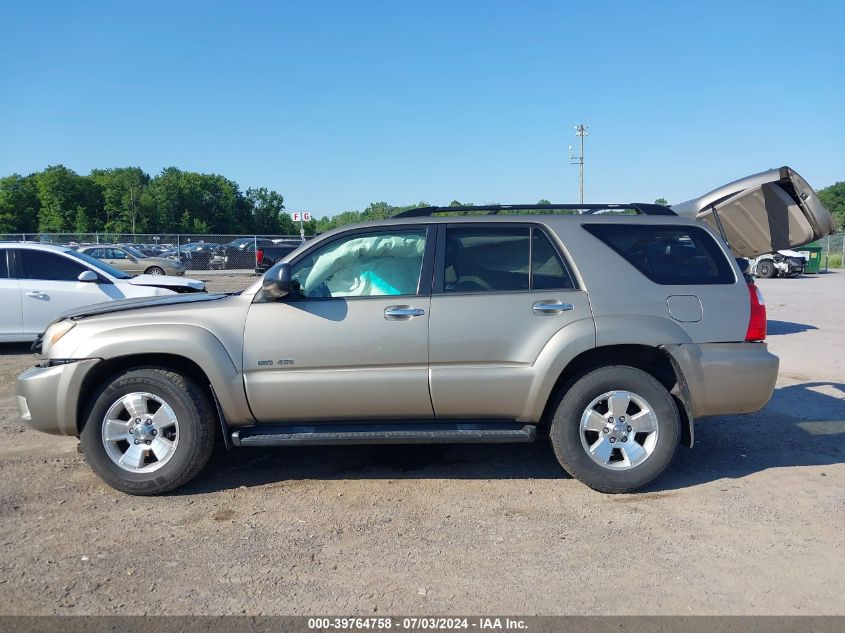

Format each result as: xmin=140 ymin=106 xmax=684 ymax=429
xmin=819 ymin=232 xmax=844 ymax=270
xmin=0 ymin=233 xmax=307 ymax=271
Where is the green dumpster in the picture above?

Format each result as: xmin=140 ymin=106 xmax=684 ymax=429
xmin=797 ymin=244 xmax=823 ymax=273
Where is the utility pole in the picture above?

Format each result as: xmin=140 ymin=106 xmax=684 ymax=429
xmin=568 ymin=123 xmax=588 ymax=204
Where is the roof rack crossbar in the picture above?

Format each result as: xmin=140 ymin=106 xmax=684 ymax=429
xmin=392 ymin=203 xmax=676 ymax=218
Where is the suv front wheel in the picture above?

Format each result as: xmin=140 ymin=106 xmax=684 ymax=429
xmin=549 ymin=365 xmax=679 ymax=493
xmin=80 ymin=368 xmax=215 ymax=495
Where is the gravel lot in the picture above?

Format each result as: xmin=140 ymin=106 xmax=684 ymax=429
xmin=0 ymin=272 xmax=842 ymax=615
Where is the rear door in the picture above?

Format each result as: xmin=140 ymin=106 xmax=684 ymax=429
xmin=671 ymin=166 xmax=836 ymax=258
xmin=0 ymin=249 xmax=23 ymax=339
xmin=428 ymin=223 xmax=592 ymax=419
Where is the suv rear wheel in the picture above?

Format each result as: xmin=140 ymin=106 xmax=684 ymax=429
xmin=80 ymin=368 xmax=215 ymax=495
xmin=549 ymin=365 xmax=679 ymax=493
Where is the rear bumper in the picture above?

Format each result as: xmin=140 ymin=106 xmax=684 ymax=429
xmin=16 ymin=359 xmax=101 ymax=436
xmin=663 ymin=342 xmax=779 ymax=417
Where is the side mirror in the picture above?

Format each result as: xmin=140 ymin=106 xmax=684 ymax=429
xmin=78 ymin=270 xmax=98 ymax=283
xmin=129 ymin=256 xmax=138 ymax=263
xmin=262 ymin=262 xmax=292 ymax=299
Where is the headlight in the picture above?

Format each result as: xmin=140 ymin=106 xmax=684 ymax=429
xmin=42 ymin=320 xmax=75 ymax=355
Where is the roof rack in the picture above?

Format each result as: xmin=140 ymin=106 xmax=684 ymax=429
xmin=392 ymin=203 xmax=676 ymax=218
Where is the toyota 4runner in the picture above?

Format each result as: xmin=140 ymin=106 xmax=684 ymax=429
xmin=16 ymin=167 xmax=836 ymax=494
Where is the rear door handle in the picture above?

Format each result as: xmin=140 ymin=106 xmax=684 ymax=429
xmin=532 ymin=300 xmax=574 ymax=315
xmin=384 ymin=305 xmax=426 ymax=321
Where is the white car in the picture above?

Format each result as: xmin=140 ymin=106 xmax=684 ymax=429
xmin=0 ymin=243 xmax=205 ymax=342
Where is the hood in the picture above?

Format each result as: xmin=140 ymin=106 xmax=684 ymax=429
xmin=128 ymin=274 xmax=205 ymax=291
xmin=60 ymin=292 xmax=228 ymax=321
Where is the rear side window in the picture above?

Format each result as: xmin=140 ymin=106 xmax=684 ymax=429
xmin=443 ymin=226 xmax=574 ymax=293
xmin=0 ymin=250 xmax=8 ymax=278
xmin=583 ymin=224 xmax=735 ymax=285
xmin=18 ymin=250 xmax=88 ymax=282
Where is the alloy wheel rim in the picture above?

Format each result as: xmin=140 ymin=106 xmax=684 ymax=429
xmin=101 ymin=392 xmax=179 ymax=473
xmin=579 ymin=390 xmax=659 ymax=471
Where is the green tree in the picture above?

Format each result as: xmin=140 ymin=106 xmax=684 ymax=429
xmin=246 ymin=187 xmax=288 ymax=234
xmin=33 ymin=165 xmax=100 ymax=232
xmin=818 ymin=182 xmax=845 ymax=230
xmin=0 ymin=173 xmax=40 ymax=234
xmin=654 ymin=197 xmax=669 ymax=206
xmin=90 ymin=167 xmax=151 ymax=233
xmin=537 ymin=199 xmax=551 ymax=205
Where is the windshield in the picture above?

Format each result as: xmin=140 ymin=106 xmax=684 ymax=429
xmin=65 ymin=249 xmax=133 ymax=279
xmin=121 ymin=245 xmax=147 ymax=258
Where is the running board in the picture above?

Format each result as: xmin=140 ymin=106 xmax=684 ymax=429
xmin=231 ymin=420 xmax=536 ymax=447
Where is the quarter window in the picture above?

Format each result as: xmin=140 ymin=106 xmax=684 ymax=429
xmin=290 ymin=229 xmax=427 ymax=298
xmin=583 ymin=224 xmax=735 ymax=285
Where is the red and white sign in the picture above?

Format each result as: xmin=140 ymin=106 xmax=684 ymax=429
xmin=291 ymin=212 xmax=311 ymax=222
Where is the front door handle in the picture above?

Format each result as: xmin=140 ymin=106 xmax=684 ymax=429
xmin=385 ymin=305 xmax=426 ymax=321
xmin=532 ymin=300 xmax=574 ymax=315
xmin=26 ymin=291 xmax=48 ymax=300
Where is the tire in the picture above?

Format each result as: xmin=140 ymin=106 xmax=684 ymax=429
xmin=145 ymin=266 xmax=165 ymax=275
xmin=755 ymin=259 xmax=775 ymax=279
xmin=549 ymin=365 xmax=680 ymax=493
xmin=80 ymin=368 xmax=215 ymax=495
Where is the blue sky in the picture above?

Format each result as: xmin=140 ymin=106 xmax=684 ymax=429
xmin=1 ymin=0 xmax=842 ymax=215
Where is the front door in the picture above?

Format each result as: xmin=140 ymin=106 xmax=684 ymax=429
xmin=243 ymin=226 xmax=435 ymax=422
xmin=13 ymin=249 xmax=118 ymax=337
xmin=428 ymin=224 xmax=593 ymax=420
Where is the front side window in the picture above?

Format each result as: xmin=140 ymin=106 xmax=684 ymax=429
xmin=18 ymin=250 xmax=88 ymax=282
xmin=290 ymin=229 xmax=427 ymax=298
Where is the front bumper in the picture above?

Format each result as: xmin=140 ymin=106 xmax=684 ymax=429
xmin=16 ymin=359 xmax=101 ymax=436
xmin=664 ymin=342 xmax=779 ymax=417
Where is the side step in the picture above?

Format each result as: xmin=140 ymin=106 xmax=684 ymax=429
xmin=231 ymin=420 xmax=536 ymax=447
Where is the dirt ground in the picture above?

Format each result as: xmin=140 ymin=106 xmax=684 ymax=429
xmin=0 ymin=272 xmax=842 ymax=615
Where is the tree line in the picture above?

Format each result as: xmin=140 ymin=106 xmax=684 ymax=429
xmin=1 ymin=165 xmax=842 ymax=237
xmin=0 ymin=165 xmax=298 ymax=236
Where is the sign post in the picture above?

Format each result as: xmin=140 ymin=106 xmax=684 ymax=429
xmin=291 ymin=211 xmax=311 ymax=241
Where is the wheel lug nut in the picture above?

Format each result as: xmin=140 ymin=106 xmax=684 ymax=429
xmin=135 ymin=418 xmax=141 ymax=423
xmin=620 ymin=416 xmax=625 ymax=422
xmin=627 ymin=425 xmax=632 ymax=432
xmin=146 ymin=440 xmax=152 ymax=445
xmin=602 ymin=428 xmax=610 ymax=434
xmin=608 ymin=417 xmax=614 ymax=423
xmin=151 ymin=430 xmax=157 ymax=436
xmin=133 ymin=439 xmax=140 ymax=445
xmin=609 ymin=437 xmax=616 ymax=443
xmin=621 ymin=436 xmax=628 ymax=442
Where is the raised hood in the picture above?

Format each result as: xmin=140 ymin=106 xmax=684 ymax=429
xmin=671 ymin=166 xmax=836 ymax=258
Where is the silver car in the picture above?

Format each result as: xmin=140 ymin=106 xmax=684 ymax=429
xmin=79 ymin=245 xmax=186 ymax=276
xmin=15 ymin=167 xmax=836 ymax=495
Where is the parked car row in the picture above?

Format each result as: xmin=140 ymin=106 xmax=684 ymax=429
xmin=38 ymin=237 xmax=308 ymax=271
xmin=0 ymin=243 xmax=205 ymax=343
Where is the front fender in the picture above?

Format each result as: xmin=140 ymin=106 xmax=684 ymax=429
xmin=69 ymin=324 xmax=253 ymax=427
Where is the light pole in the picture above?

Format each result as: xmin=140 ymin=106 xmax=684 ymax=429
xmin=568 ymin=123 xmax=588 ymax=204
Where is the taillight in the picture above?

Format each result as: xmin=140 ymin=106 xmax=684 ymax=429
xmin=256 ymin=248 xmax=264 ymax=265
xmin=745 ymin=283 xmax=767 ymax=341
